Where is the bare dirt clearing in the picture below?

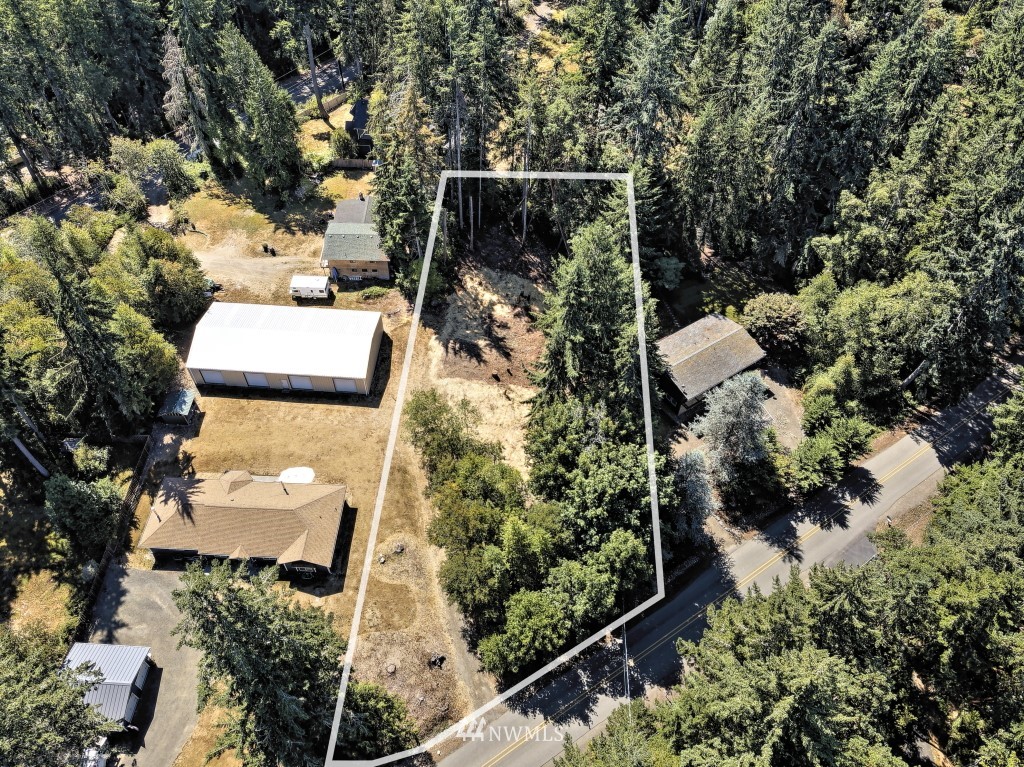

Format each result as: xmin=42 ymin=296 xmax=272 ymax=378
xmin=348 ymin=323 xmax=474 ymax=739
xmin=428 ymin=265 xmax=546 ymax=385
xmin=351 ymin=262 xmax=554 ymax=738
xmin=177 ymin=171 xmax=373 ymax=303
xmin=423 ymin=265 xmax=547 ymax=474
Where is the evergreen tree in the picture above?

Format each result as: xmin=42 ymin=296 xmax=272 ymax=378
xmin=174 ymin=562 xmax=374 ymax=765
xmin=692 ymin=372 xmax=784 ymax=511
xmin=220 ymin=25 xmax=304 ymax=193
xmin=44 ymin=474 xmax=122 ymax=560
xmin=369 ymin=78 xmax=443 ymax=285
xmin=13 ymin=217 xmax=130 ymax=433
xmin=610 ymin=9 xmax=683 ymax=166
xmin=163 ymin=0 xmax=241 ymax=173
xmin=0 ymin=627 xmax=113 ymax=767
xmin=535 ymin=219 xmax=650 ymax=419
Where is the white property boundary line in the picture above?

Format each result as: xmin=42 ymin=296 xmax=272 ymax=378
xmin=325 ymin=170 xmax=665 ymax=767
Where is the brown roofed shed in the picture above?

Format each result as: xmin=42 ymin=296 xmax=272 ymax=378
xmin=657 ymin=314 xmax=766 ymax=414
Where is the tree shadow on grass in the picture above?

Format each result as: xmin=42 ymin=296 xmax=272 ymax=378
xmin=206 ymin=177 xmax=335 ymax=238
xmin=0 ymin=502 xmax=60 ymax=625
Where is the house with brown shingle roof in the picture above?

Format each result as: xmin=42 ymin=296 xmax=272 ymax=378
xmin=657 ymin=314 xmax=766 ymax=416
xmin=139 ymin=470 xmax=347 ymax=575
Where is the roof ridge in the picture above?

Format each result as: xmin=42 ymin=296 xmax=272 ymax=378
xmin=278 ymin=529 xmax=309 ymax=564
xmin=667 ymin=325 xmax=744 ymax=365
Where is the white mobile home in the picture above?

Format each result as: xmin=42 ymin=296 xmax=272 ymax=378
xmin=290 ymin=275 xmax=331 ymax=299
xmin=186 ymin=303 xmax=384 ymax=395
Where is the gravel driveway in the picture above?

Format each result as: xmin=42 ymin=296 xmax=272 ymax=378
xmin=89 ymin=563 xmax=201 ymax=767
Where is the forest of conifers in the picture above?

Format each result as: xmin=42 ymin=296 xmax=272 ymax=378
xmin=2 ymin=0 xmax=1021 ymax=413
xmin=558 ymin=392 xmax=1024 ymax=767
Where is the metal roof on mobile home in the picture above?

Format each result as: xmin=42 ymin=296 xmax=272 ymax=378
xmin=185 ymin=303 xmax=382 ymax=380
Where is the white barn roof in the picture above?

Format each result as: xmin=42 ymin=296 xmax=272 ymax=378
xmin=186 ymin=303 xmax=382 ymax=380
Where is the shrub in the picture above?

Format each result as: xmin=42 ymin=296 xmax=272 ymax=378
xmin=44 ymin=475 xmax=122 ymax=559
xmin=742 ymin=292 xmax=807 ymax=363
xmin=302 ymin=149 xmax=333 ymax=176
xmin=330 ymin=127 xmax=357 ymax=160
xmin=71 ymin=443 xmax=110 ymax=480
xmin=479 ymin=589 xmax=571 ymax=676
xmin=405 ymin=389 xmax=479 ymax=475
xmin=359 ymin=285 xmax=390 ymax=301
xmin=104 ymin=173 xmax=147 ymax=218
xmin=148 ymin=139 xmax=198 ymax=200
xmin=802 ymin=391 xmax=838 ymax=435
xmin=790 ymin=434 xmax=844 ymax=497
xmin=824 ymin=415 xmax=876 ymax=463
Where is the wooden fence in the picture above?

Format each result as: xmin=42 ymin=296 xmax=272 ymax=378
xmin=331 ymin=158 xmax=374 ymax=170
xmin=74 ymin=435 xmax=153 ymax=641
xmin=299 ymin=92 xmax=346 ymax=120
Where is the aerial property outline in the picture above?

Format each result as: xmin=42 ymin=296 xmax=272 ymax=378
xmin=325 ymin=170 xmax=666 ymax=767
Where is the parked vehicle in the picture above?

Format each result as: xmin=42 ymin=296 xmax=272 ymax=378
xmin=290 ymin=275 xmax=331 ymax=299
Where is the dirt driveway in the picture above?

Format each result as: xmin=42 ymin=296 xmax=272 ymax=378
xmin=89 ymin=563 xmax=201 ymax=767
xmin=176 ymin=173 xmax=373 ymax=304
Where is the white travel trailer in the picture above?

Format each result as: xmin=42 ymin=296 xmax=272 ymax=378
xmin=289 ymin=275 xmax=331 ymax=299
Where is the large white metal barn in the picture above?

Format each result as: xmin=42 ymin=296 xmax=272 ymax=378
xmin=186 ymin=302 xmax=384 ymax=395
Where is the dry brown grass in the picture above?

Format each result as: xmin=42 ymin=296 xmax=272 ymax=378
xmin=174 ymin=310 xmax=411 ymax=638
xmin=876 ymin=499 xmax=935 ymax=546
xmin=177 ymin=171 xmax=373 ymax=304
xmin=348 ymin=265 xmax=554 ymax=736
xmin=171 ymin=704 xmax=241 ymax=767
xmin=8 ymin=571 xmax=75 ymax=636
xmin=0 ymin=494 xmax=73 ymax=636
xmin=299 ymin=103 xmax=353 ymax=154
xmin=349 ymin=431 xmax=474 ymax=737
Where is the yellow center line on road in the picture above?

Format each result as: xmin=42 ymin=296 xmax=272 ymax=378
xmin=475 ymin=383 xmax=1011 ymax=767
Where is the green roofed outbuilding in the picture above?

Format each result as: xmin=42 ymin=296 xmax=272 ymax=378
xmin=320 ymin=195 xmax=390 ymax=281
xmin=158 ymin=388 xmax=201 ymax=425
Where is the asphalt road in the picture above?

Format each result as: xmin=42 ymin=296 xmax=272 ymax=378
xmin=434 ymin=367 xmax=1018 ymax=767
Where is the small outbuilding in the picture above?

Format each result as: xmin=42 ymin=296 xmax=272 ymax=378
xmin=139 ymin=470 xmax=347 ymax=576
xmin=290 ymin=275 xmax=331 ymax=299
xmin=344 ymin=98 xmax=373 ymax=157
xmin=321 ymin=195 xmax=390 ymax=281
xmin=185 ymin=302 xmax=384 ymax=395
xmin=657 ymin=313 xmax=766 ymax=416
xmin=64 ymin=643 xmax=153 ymax=727
xmin=158 ymin=388 xmax=201 ymax=425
